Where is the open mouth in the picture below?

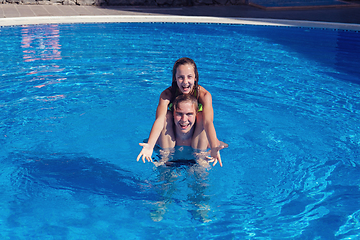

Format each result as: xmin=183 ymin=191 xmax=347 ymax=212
xmin=182 ymin=85 xmax=191 ymax=92
xmin=179 ymin=122 xmax=190 ymax=130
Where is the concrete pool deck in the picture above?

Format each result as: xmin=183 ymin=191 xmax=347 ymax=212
xmin=0 ymin=4 xmax=360 ymax=30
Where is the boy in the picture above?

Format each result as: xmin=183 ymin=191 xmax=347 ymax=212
xmin=137 ymin=94 xmax=227 ymax=166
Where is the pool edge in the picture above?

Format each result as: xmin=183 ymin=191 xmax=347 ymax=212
xmin=0 ymin=15 xmax=360 ymax=31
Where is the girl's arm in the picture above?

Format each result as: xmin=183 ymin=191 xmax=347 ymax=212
xmin=200 ymin=90 xmax=225 ymax=167
xmin=137 ymin=89 xmax=171 ymax=163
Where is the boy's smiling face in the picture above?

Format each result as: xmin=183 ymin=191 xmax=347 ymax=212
xmin=173 ymin=100 xmax=197 ymax=135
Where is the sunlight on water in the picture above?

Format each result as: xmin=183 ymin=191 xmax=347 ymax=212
xmin=0 ymin=22 xmax=360 ymax=239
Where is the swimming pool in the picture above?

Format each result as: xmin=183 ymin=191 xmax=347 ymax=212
xmin=1 ymin=21 xmax=360 ymax=239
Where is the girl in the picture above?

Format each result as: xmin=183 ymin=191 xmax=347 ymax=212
xmin=137 ymin=57 xmax=226 ymax=166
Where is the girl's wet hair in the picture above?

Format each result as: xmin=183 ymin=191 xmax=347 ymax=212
xmin=173 ymin=94 xmax=199 ymax=113
xmin=171 ymin=57 xmax=199 ymax=102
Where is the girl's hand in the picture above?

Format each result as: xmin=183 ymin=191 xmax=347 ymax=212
xmin=206 ymin=141 xmax=228 ymax=167
xmin=137 ymin=143 xmax=154 ymax=163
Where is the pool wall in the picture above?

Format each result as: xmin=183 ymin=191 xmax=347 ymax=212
xmin=1 ymin=15 xmax=360 ymax=32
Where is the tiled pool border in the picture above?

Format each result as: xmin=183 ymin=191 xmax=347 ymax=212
xmin=0 ymin=15 xmax=360 ymax=31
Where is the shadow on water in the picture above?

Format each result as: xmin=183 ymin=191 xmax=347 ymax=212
xmin=85 ymin=5 xmax=360 ymax=85
xmin=95 ymin=5 xmax=360 ymax=84
xmin=1 ymin=152 xmax=160 ymax=238
xmin=5 ymin=152 xmax=158 ymax=201
xmin=230 ymin=24 xmax=360 ymax=84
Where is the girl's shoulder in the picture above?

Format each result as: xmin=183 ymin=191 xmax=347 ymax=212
xmin=198 ymin=85 xmax=212 ymax=104
xmin=198 ymin=85 xmax=211 ymax=98
xmin=160 ymin=87 xmax=172 ymax=100
xmin=163 ymin=86 xmax=172 ymax=94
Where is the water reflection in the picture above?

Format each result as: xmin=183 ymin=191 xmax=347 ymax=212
xmin=21 ymin=25 xmax=62 ymax=62
xmin=21 ymin=24 xmax=66 ymax=99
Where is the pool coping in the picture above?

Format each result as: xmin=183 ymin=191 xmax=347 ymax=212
xmin=1 ymin=15 xmax=360 ymax=31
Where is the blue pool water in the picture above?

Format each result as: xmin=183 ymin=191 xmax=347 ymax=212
xmin=1 ymin=22 xmax=360 ymax=239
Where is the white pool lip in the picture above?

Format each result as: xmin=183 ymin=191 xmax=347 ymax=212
xmin=1 ymin=15 xmax=360 ymax=31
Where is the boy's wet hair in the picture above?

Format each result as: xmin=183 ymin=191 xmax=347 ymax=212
xmin=173 ymin=94 xmax=198 ymax=113
xmin=171 ymin=57 xmax=199 ymax=102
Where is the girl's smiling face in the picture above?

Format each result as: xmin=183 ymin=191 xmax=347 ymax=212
xmin=175 ymin=64 xmax=196 ymax=94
